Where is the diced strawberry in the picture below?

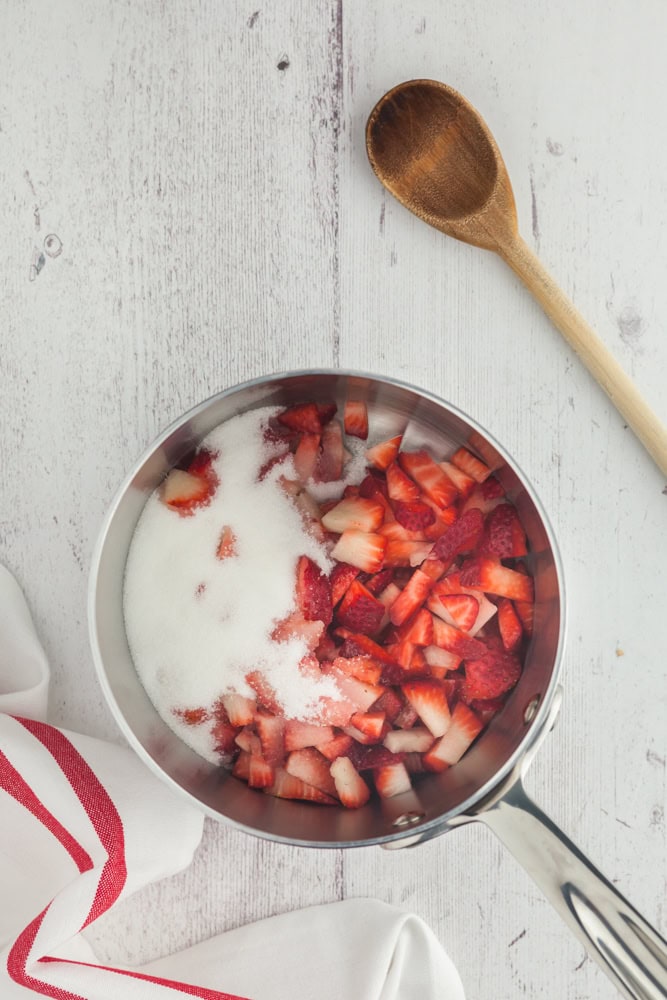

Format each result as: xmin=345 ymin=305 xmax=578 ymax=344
xmin=402 ymin=680 xmax=452 ymax=737
xmin=343 ymin=723 xmax=377 ymax=746
xmin=376 ymin=583 xmax=402 ymax=616
xmin=468 ymin=696 xmax=507 ymax=724
xmin=393 ymin=500 xmax=436 ymax=531
xmin=514 ymin=597 xmax=535 ymax=635
xmin=497 ymin=598 xmax=523 ymax=652
xmin=336 ymin=580 xmax=385 ymax=634
xmin=330 ymin=530 xmax=386 ymax=572
xmin=232 ymin=751 xmax=251 ymax=781
xmin=317 ymin=733 xmax=355 ymax=761
xmin=315 ymin=420 xmax=344 ymax=482
xmin=186 ymin=449 xmax=217 ymax=480
xmin=346 ymin=743 xmax=405 ymax=771
xmin=430 ymin=617 xmax=487 ymax=659
xmin=316 ymin=401 xmax=337 ymax=425
xmin=389 ymin=568 xmax=435 ymax=626
xmin=366 ymin=435 xmax=403 ymax=471
xmin=271 ymin=613 xmax=324 ymax=651
xmin=339 ymin=632 xmax=399 ymax=666
xmin=379 ymin=520 xmax=427 ymax=543
xmin=277 ymin=402 xmax=322 ymax=434
xmin=358 ymin=471 xmax=389 ymax=500
xmin=219 ymin=693 xmax=255 ymax=727
xmin=403 ymin=752 xmax=427 ymax=774
xmin=398 ymin=607 xmax=434 ymax=647
xmin=296 ymin=555 xmax=333 ymax=626
xmin=283 ymin=721 xmax=335 ymax=752
xmin=174 ymin=706 xmax=209 ymax=726
xmin=245 ymin=671 xmax=282 ymax=715
xmin=266 ymin=768 xmax=337 ymax=804
xmin=365 ymin=567 xmax=394 ymax=595
xmin=216 ymin=525 xmax=238 ymax=560
xmin=459 ymin=558 xmax=534 ymax=602
xmin=398 ymin=451 xmax=459 ymax=509
xmin=329 ymin=562 xmax=360 ymax=605
xmin=422 ymin=505 xmax=459 ymax=541
xmin=480 ymin=503 xmax=528 ymax=559
xmin=343 ymin=484 xmax=360 ymax=499
xmin=330 ymin=756 xmax=371 ymax=808
xmin=428 ymin=578 xmax=498 ymax=637
xmin=322 ymin=497 xmax=385 ymax=533
xmin=349 ymin=711 xmax=386 ymax=741
xmin=315 ymin=632 xmax=339 ymax=661
xmin=383 ymin=540 xmax=433 ymax=567
xmin=248 ymin=754 xmax=275 ymax=789
xmin=344 ymin=400 xmax=369 ymax=439
xmin=384 ymin=727 xmax=435 ymax=753
xmin=420 ymin=558 xmax=447 ymax=582
xmin=423 ymin=703 xmax=483 ymax=771
xmin=286 ymin=748 xmax=338 ymax=797
xmin=451 ymin=447 xmax=491 ymax=483
xmin=437 ymin=594 xmax=479 ymax=632
xmin=394 ymin=703 xmax=419 ymax=729
xmin=255 ymin=711 xmax=286 ymax=766
xmin=423 ymin=645 xmax=462 ymax=672
xmin=463 ymin=642 xmax=521 ymax=700
xmin=370 ymin=687 xmax=404 ymax=722
xmin=293 ymin=433 xmax=321 ymax=482
xmin=161 ymin=469 xmax=214 ymax=515
xmin=321 ymin=663 xmax=384 ymax=712
xmin=385 ymin=638 xmax=416 ymax=670
xmin=332 ymin=654 xmax=383 ymax=685
xmin=480 ymin=476 xmax=505 ymax=500
xmin=439 ymin=460 xmax=475 ymax=497
xmin=428 ymin=508 xmax=484 ymax=564
xmin=234 ymin=727 xmax=260 ymax=755
xmin=386 ymin=461 xmax=421 ymax=502
xmin=374 ymin=762 xmax=412 ymax=799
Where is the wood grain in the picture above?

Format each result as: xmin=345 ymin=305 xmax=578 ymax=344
xmin=1 ymin=0 xmax=665 ymax=997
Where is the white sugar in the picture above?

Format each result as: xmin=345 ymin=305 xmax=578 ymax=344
xmin=123 ymin=407 xmax=341 ymax=763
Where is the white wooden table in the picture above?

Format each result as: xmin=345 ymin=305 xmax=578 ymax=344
xmin=2 ymin=1 xmax=666 ymax=997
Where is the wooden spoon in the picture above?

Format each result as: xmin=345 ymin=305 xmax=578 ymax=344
xmin=366 ymin=79 xmax=667 ymax=478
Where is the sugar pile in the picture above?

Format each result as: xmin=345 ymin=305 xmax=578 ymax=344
xmin=123 ymin=406 xmax=341 ymax=763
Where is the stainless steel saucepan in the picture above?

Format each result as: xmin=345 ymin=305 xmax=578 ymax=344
xmin=88 ymin=370 xmax=667 ymax=999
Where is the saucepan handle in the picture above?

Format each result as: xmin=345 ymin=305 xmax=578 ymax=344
xmin=476 ymin=778 xmax=667 ymax=999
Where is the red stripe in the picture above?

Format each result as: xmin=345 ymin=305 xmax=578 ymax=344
xmin=0 ymin=748 xmax=93 ymax=874
xmin=4 ymin=718 xmax=249 ymax=999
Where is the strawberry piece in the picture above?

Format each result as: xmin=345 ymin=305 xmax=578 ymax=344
xmin=277 ymin=402 xmax=322 ymax=434
xmin=216 ymin=525 xmax=238 ymax=560
xmin=266 ymin=768 xmax=337 ymax=804
xmin=338 ymin=632 xmax=399 ymax=666
xmin=439 ymin=460 xmax=475 ymax=497
xmin=420 ymin=558 xmax=447 ymax=582
xmin=366 ymin=435 xmax=403 ymax=471
xmin=423 ymin=703 xmax=483 ymax=771
xmin=383 ymin=540 xmax=432 ymax=567
xmin=212 ymin=719 xmax=238 ymax=756
xmin=336 ymin=579 xmax=385 ymax=634
xmin=248 ymin=754 xmax=275 ymax=789
xmin=379 ymin=520 xmax=427 ymax=543
xmin=481 ymin=503 xmax=528 ymax=559
xmin=459 ymin=558 xmax=534 ymax=602
xmin=480 ymin=476 xmax=505 ymax=500
xmin=286 ymin=747 xmax=338 ymax=797
xmin=321 ymin=497 xmax=385 ymax=533
xmin=402 ymin=680 xmax=452 ymax=737
xmin=350 ymin=711 xmax=386 ymax=741
xmin=293 ymin=433 xmax=321 ymax=482
xmin=271 ymin=613 xmax=324 ymax=651
xmin=232 ymin=751 xmax=250 ymax=781
xmin=398 ymin=608 xmax=434 ymax=647
xmin=386 ymin=461 xmax=421 ymax=502
xmin=394 ymin=703 xmax=419 ymax=729
xmin=393 ymin=500 xmax=436 ymax=531
xmin=438 ymin=594 xmax=479 ymax=633
xmin=283 ymin=720 xmax=335 ymax=752
xmin=451 ymin=447 xmax=491 ymax=484
xmin=370 ymin=687 xmax=404 ymax=722
xmin=463 ymin=643 xmax=521 ymax=700
xmin=430 ymin=617 xmax=487 ymax=659
xmin=219 ymin=693 xmax=255 ymax=727
xmin=255 ymin=711 xmax=286 ymax=766
xmin=346 ymin=743 xmax=405 ymax=770
xmin=296 ymin=555 xmax=333 ymax=625
xmin=316 ymin=420 xmax=344 ymax=481
xmin=428 ymin=578 xmax=497 ymax=638
xmin=385 ymin=638 xmax=416 ymax=671
xmin=245 ymin=671 xmax=282 ymax=714
xmin=317 ymin=733 xmax=354 ymax=761
xmin=497 ymin=598 xmax=523 ymax=652
xmin=332 ymin=654 xmax=383 ymax=685
xmin=344 ymin=400 xmax=369 ymax=439
xmin=186 ymin=449 xmax=217 ymax=480
xmin=330 ymin=756 xmax=371 ymax=808
xmin=398 ymin=451 xmax=458 ymax=508
xmin=428 ymin=508 xmax=484 ymax=564
xmin=374 ymin=762 xmax=412 ymax=799
xmin=161 ymin=469 xmax=214 ymax=515
xmin=329 ymin=562 xmax=360 ymax=605
xmin=331 ymin=530 xmax=386 ymax=572
xmin=316 ymin=402 xmax=337 ymax=425
xmin=365 ymin=568 xmax=395 ymax=595
xmin=321 ymin=664 xmax=384 ymax=712
xmin=469 ymin=696 xmax=507 ymax=724
xmin=514 ymin=597 xmax=534 ymax=635
xmin=358 ymin=471 xmax=389 ymax=500
xmin=174 ymin=706 xmax=209 ymax=726
xmin=384 ymin=726 xmax=435 ymax=753
xmin=423 ymin=645 xmax=461 ymax=672
xmin=389 ymin=568 xmax=435 ymax=625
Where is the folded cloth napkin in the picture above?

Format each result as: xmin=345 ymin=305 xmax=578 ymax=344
xmin=0 ymin=564 xmax=465 ymax=999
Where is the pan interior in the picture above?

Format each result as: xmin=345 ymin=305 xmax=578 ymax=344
xmin=90 ymin=371 xmax=562 ymax=847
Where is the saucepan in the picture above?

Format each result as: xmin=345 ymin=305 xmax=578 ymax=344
xmin=88 ymin=369 xmax=667 ymax=999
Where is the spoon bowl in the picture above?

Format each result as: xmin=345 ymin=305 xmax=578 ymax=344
xmin=366 ymin=79 xmax=667 ymax=476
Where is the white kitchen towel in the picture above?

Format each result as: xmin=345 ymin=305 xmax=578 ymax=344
xmin=0 ymin=564 xmax=465 ymax=999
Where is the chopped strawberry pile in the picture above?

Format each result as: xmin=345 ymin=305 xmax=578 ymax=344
xmin=169 ymin=399 xmax=534 ymax=809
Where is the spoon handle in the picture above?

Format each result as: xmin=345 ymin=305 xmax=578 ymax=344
xmin=498 ymin=234 xmax=667 ymax=478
